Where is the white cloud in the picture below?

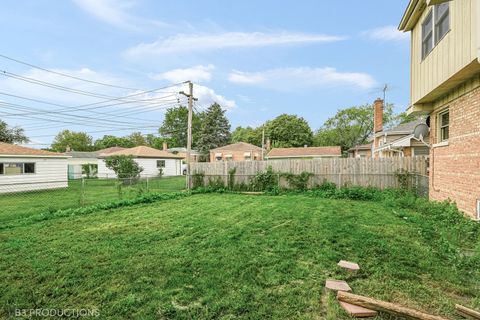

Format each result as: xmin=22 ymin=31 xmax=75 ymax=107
xmin=72 ymin=0 xmax=168 ymax=31
xmin=228 ymin=71 xmax=264 ymax=84
xmin=166 ymin=83 xmax=236 ymax=110
xmin=124 ymin=31 xmax=346 ymax=57
xmin=151 ymin=65 xmax=215 ymax=83
xmin=228 ymin=67 xmax=376 ymax=90
xmin=362 ymin=25 xmax=409 ymax=42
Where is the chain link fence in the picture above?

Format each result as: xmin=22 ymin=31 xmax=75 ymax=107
xmin=0 ymin=176 xmax=185 ymax=224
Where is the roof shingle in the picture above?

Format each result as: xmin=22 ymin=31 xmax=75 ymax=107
xmin=0 ymin=142 xmax=67 ymax=157
xmin=211 ymin=142 xmax=262 ymax=152
xmin=100 ymin=146 xmax=183 ymax=159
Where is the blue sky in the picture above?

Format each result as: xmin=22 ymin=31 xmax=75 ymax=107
xmin=0 ymin=0 xmax=410 ymax=147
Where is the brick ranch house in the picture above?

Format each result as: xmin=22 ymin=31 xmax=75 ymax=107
xmin=399 ymin=0 xmax=480 ymax=219
xmin=210 ymin=142 xmax=263 ymax=162
xmin=266 ymin=146 xmax=341 ymax=160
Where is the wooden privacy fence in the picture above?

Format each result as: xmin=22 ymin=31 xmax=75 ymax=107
xmin=190 ymin=157 xmax=429 ymax=190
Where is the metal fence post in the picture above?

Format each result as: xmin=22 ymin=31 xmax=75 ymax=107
xmin=81 ymin=178 xmax=86 ymax=207
xmin=146 ymin=176 xmax=149 ymax=193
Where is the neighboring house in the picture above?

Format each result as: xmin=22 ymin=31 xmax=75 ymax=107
xmin=399 ymin=0 xmax=480 ymax=219
xmin=167 ymin=147 xmax=202 ymax=163
xmin=65 ymin=147 xmax=126 ymax=179
xmin=0 ymin=142 xmax=69 ymax=193
xmin=372 ymin=99 xmax=430 ymax=158
xmin=266 ymin=146 xmax=341 ymax=160
xmin=98 ymin=146 xmax=183 ymax=178
xmin=210 ymin=142 xmax=263 ymax=162
xmin=348 ymin=143 xmax=372 ymax=158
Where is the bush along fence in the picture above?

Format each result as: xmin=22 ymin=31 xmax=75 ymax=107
xmin=189 ymin=157 xmax=429 ymax=195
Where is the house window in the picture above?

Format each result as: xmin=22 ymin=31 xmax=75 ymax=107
xmin=0 ymin=163 xmax=36 ymax=175
xmin=24 ymin=163 xmax=35 ymax=174
xmin=422 ymin=3 xmax=450 ymax=59
xmin=156 ymin=160 xmax=166 ymax=168
xmin=434 ymin=3 xmax=450 ymax=44
xmin=422 ymin=10 xmax=434 ymax=59
xmin=438 ymin=109 xmax=449 ymax=142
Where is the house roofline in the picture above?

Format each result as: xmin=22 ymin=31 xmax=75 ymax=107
xmin=0 ymin=154 xmax=71 ymax=159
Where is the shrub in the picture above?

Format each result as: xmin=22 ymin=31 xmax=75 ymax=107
xmin=249 ymin=166 xmax=278 ymax=191
xmin=192 ymin=172 xmax=205 ymax=189
xmin=228 ymin=168 xmax=236 ymax=190
xmin=105 ymin=155 xmax=143 ymax=181
xmin=207 ymin=176 xmax=225 ymax=190
xmin=281 ymin=172 xmax=313 ymax=190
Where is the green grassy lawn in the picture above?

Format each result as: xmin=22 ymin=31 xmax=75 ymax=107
xmin=1 ymin=193 xmax=479 ymax=319
xmin=0 ymin=176 xmax=185 ymax=224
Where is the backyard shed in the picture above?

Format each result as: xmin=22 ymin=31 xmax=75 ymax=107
xmin=0 ymin=142 xmax=69 ymax=193
xmin=97 ymin=145 xmax=183 ymax=178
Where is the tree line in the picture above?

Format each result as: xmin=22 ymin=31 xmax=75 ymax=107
xmin=0 ymin=101 xmax=417 ymax=154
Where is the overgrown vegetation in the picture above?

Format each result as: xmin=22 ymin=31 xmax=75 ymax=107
xmin=1 ymin=192 xmax=478 ymax=319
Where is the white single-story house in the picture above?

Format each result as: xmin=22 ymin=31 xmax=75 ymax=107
xmin=97 ymin=145 xmax=183 ymax=178
xmin=0 ymin=142 xmax=70 ymax=193
xmin=65 ymin=147 xmax=126 ymax=179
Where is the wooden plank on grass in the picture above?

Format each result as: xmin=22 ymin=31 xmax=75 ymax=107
xmin=337 ymin=260 xmax=360 ymax=271
xmin=456 ymin=304 xmax=480 ymax=319
xmin=337 ymin=291 xmax=449 ymax=320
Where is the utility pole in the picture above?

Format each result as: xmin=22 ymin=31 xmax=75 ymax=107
xmin=261 ymin=127 xmax=265 ymax=160
xmin=179 ymin=81 xmax=197 ymax=188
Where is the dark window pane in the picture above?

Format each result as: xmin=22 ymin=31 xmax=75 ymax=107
xmin=441 ymin=112 xmax=449 ymax=126
xmin=156 ymin=160 xmax=165 ymax=168
xmin=0 ymin=163 xmax=3 ymax=175
xmin=24 ymin=163 xmax=35 ymax=174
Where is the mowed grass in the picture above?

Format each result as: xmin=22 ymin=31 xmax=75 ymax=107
xmin=0 ymin=176 xmax=185 ymax=223
xmin=1 ymin=193 xmax=479 ymax=319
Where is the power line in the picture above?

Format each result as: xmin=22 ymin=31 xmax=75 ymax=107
xmin=0 ymin=53 xmax=188 ymax=91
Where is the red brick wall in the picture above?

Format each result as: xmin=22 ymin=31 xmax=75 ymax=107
xmin=429 ymin=86 xmax=480 ymax=219
xmin=374 ymin=99 xmax=384 ymax=133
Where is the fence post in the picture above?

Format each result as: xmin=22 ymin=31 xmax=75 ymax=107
xmin=146 ymin=176 xmax=149 ymax=193
xmin=81 ymin=178 xmax=86 ymax=207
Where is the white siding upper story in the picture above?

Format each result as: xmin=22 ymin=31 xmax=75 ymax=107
xmin=0 ymin=156 xmax=68 ymax=193
xmin=97 ymin=157 xmax=182 ymax=178
xmin=400 ymin=0 xmax=480 ymax=113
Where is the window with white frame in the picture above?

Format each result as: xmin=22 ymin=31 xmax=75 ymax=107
xmin=422 ymin=3 xmax=450 ymax=59
xmin=438 ymin=109 xmax=449 ymax=142
xmin=0 ymin=162 xmax=36 ymax=175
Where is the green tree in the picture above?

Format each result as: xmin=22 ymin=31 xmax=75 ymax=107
xmin=159 ymin=106 xmax=203 ymax=148
xmin=145 ymin=134 xmax=166 ymax=150
xmin=0 ymin=120 xmax=29 ymax=144
xmin=313 ymin=103 xmax=395 ymax=152
xmin=94 ymin=135 xmax=134 ymax=150
xmin=127 ymin=132 xmax=147 ymax=146
xmin=231 ymin=126 xmax=263 ymax=146
xmin=197 ymin=103 xmax=231 ymax=154
xmin=51 ymin=130 xmax=93 ymax=152
xmin=104 ymin=155 xmax=143 ymax=179
xmin=265 ymin=114 xmax=313 ymax=148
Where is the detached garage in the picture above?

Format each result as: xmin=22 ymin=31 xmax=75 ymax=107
xmin=0 ymin=142 xmax=69 ymax=193
xmin=97 ymin=145 xmax=183 ymax=178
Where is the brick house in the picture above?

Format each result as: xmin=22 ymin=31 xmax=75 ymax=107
xmin=399 ymin=0 xmax=480 ymax=219
xmin=371 ymin=99 xmax=430 ymax=158
xmin=210 ymin=142 xmax=263 ymax=162
xmin=266 ymin=146 xmax=341 ymax=160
